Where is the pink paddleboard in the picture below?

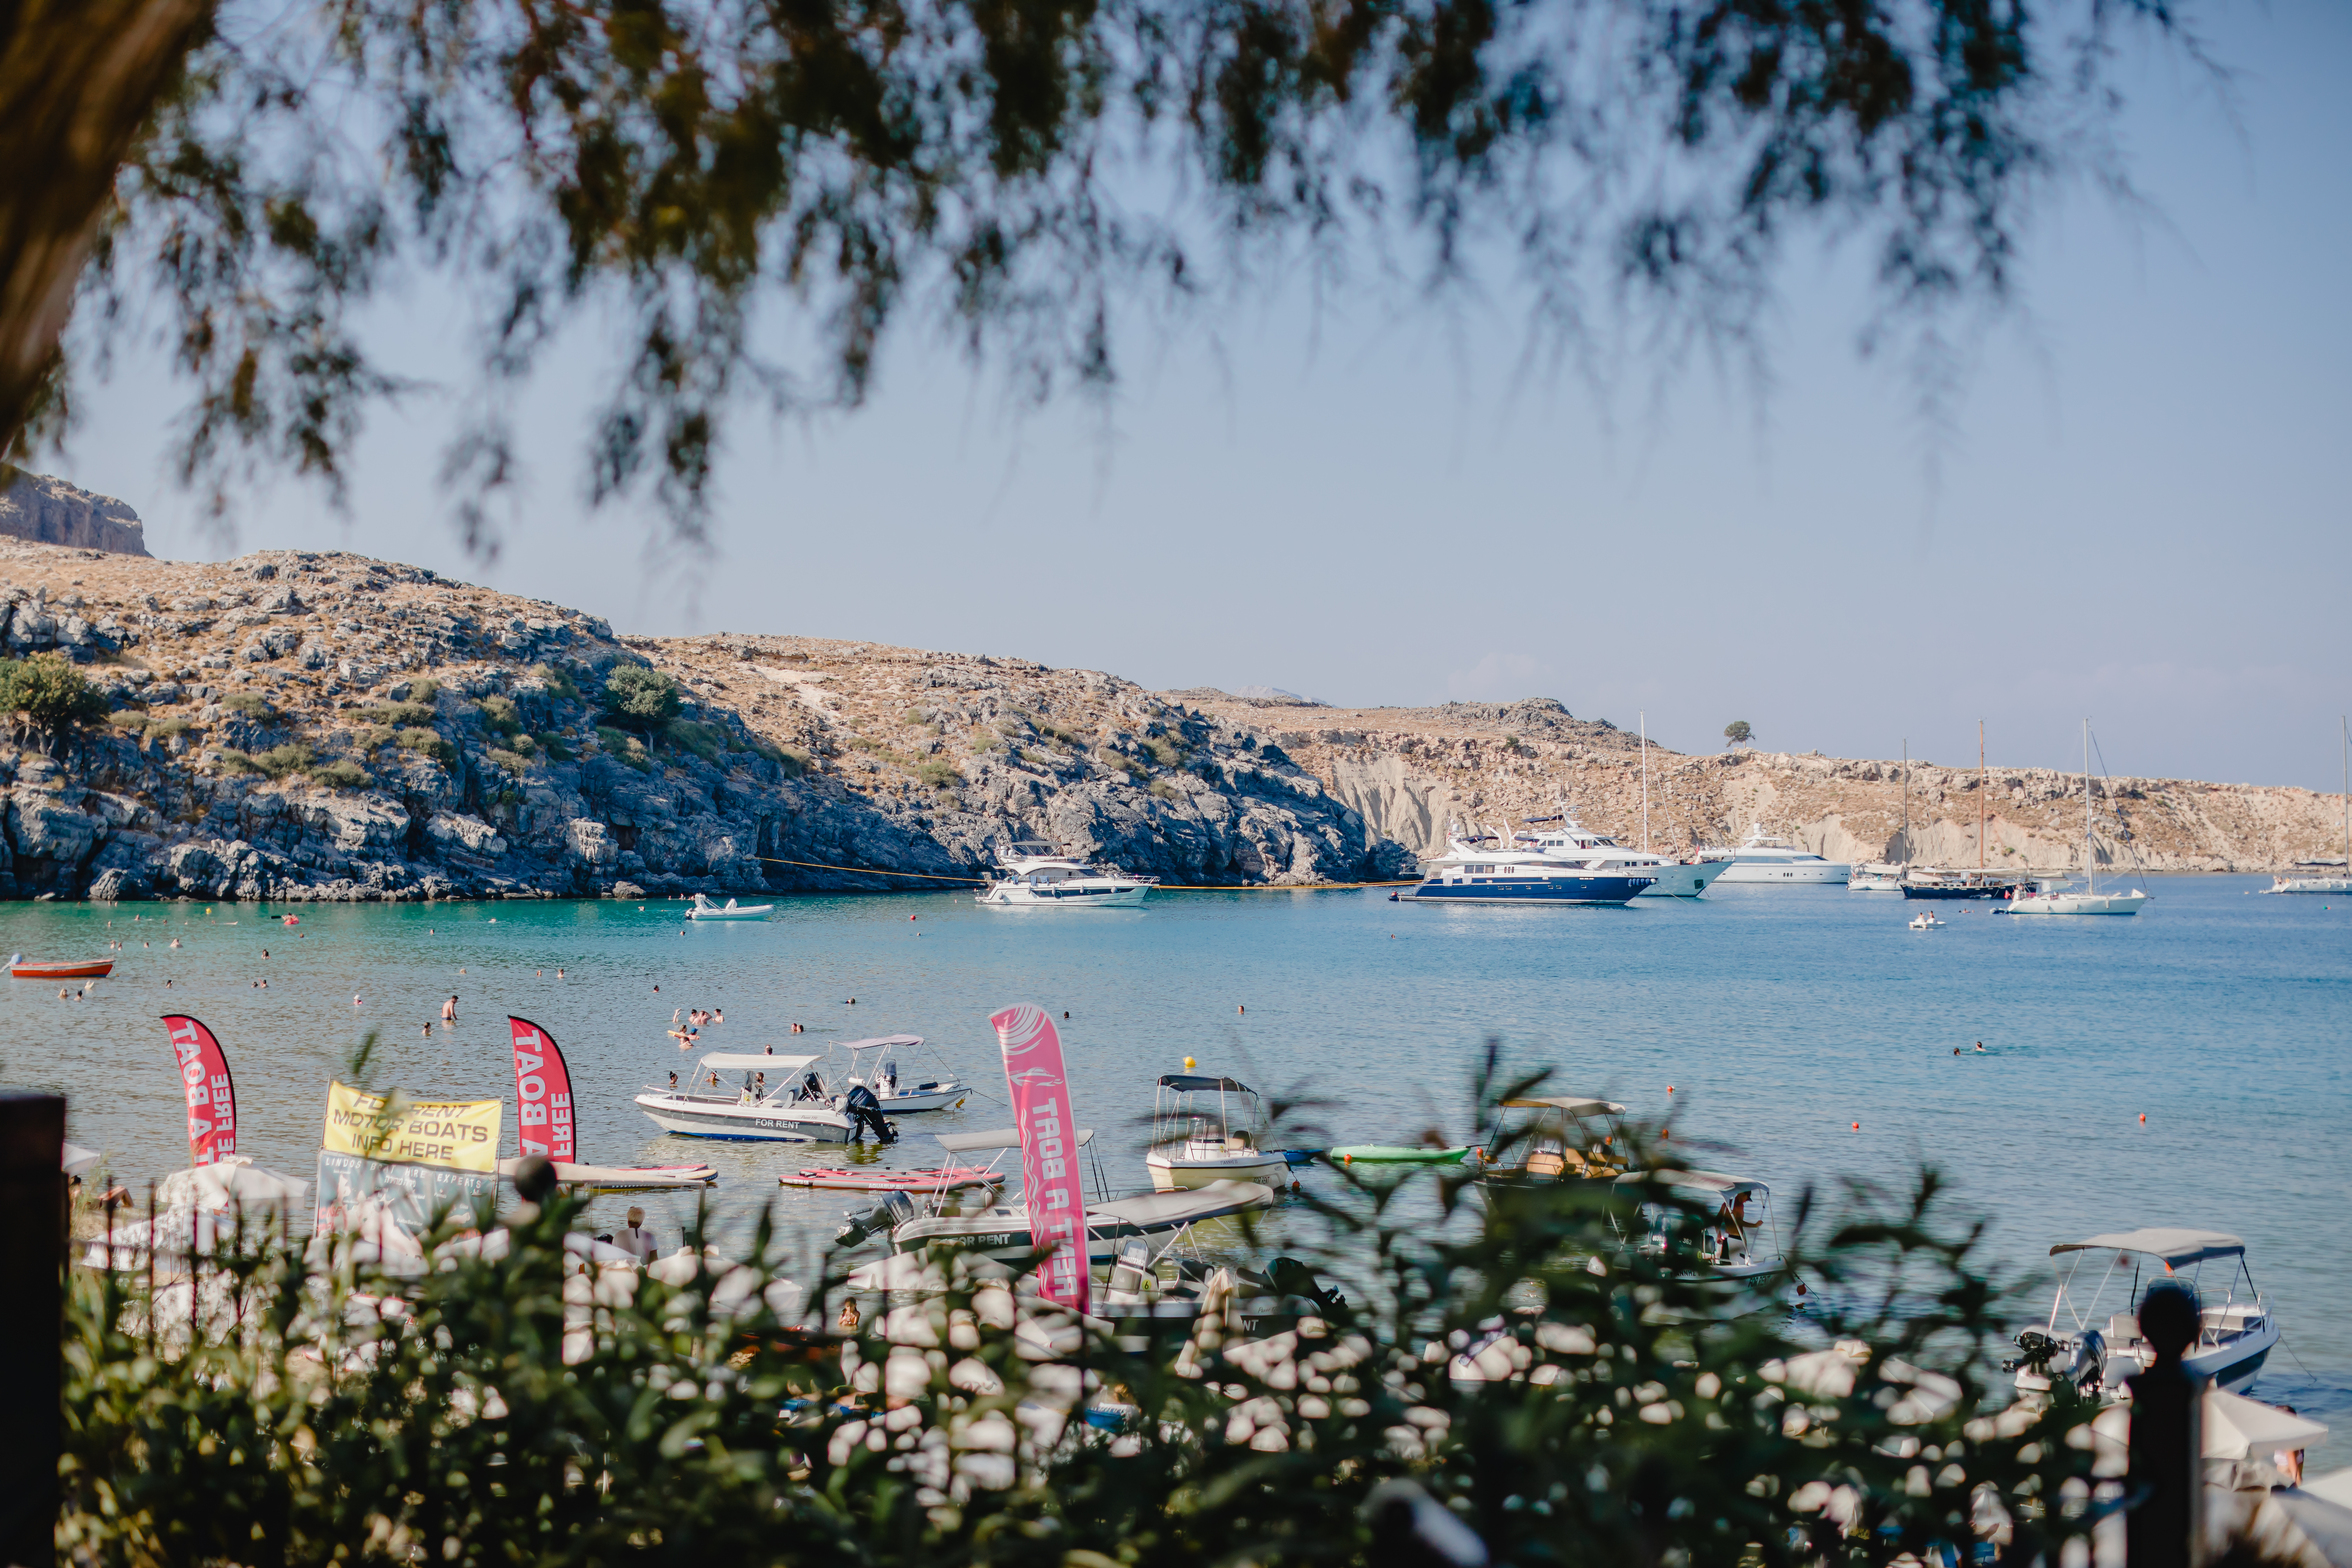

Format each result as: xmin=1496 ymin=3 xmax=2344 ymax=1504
xmin=778 ymin=1167 xmax=1004 ymax=1192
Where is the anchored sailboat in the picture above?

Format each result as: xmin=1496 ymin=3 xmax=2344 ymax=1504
xmin=2265 ymin=717 xmax=2352 ymax=895
xmin=2009 ymin=722 xmax=2148 ymax=917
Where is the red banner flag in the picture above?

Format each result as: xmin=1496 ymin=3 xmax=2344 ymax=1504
xmin=508 ymin=1015 xmax=577 ymax=1163
xmin=991 ymin=1003 xmax=1089 ymax=1316
xmin=162 ymin=1015 xmax=237 ymax=1166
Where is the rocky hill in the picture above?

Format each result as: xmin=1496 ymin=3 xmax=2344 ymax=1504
xmin=4 ymin=533 xmax=2339 ymax=904
xmin=1 ymin=472 xmax=151 ymax=556
xmin=1177 ymin=692 xmax=2352 ymax=874
xmin=0 ymin=541 xmax=1407 ymax=901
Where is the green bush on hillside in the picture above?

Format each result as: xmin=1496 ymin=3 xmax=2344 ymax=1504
xmin=310 ymin=758 xmax=373 ymax=790
xmin=219 ymin=691 xmax=275 ymax=718
xmin=360 ymin=701 xmax=436 ymax=728
xmin=530 ymin=662 xmax=579 ymax=699
xmin=478 ymin=694 xmax=524 ymax=736
xmin=914 ymin=759 xmax=960 ymax=791
xmin=396 ymin=728 xmax=455 ymax=766
xmin=53 ymin=1064 xmax=2108 ymax=1568
xmin=602 ymin=664 xmax=681 ymax=732
xmin=0 ymin=654 xmax=115 ymax=747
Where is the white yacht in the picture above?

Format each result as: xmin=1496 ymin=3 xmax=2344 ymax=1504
xmin=2009 ymin=722 xmax=2148 ymax=917
xmin=1511 ymin=817 xmax=1727 ymax=897
xmin=635 ymin=1052 xmax=857 ymax=1141
xmin=1849 ymin=865 xmax=1906 ymax=892
xmin=1699 ymin=825 xmax=1851 ymax=884
xmin=2011 ymin=1228 xmax=2278 ymax=1399
xmin=1403 ymin=836 xmax=1655 ymax=905
xmin=2266 ymin=719 xmax=2350 ymax=894
xmin=977 ymin=844 xmax=1156 ymax=907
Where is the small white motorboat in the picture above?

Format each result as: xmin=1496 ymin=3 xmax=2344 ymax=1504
xmin=2010 ymin=1228 xmax=2280 ymax=1401
xmin=1143 ymin=1072 xmax=1291 ymax=1192
xmin=886 ymin=1179 xmax=1277 ymax=1263
xmin=977 ymin=844 xmax=1156 ymax=907
xmin=685 ymin=893 xmax=774 ymax=921
xmin=635 ymin=1052 xmax=858 ymax=1141
xmin=1908 ymin=912 xmax=1943 ymax=929
xmin=1614 ymin=1169 xmax=1786 ymax=1281
xmin=817 ymin=1034 xmax=973 ymax=1113
xmin=1850 ymin=864 xmax=1907 ymax=892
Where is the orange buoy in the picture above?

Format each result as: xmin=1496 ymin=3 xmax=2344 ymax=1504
xmin=2139 ymin=1113 xmax=2147 ymax=1124
xmin=1851 ymin=1121 xmax=1861 ymax=1131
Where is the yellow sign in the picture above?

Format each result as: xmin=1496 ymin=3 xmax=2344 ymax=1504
xmin=322 ymin=1081 xmax=502 ymax=1173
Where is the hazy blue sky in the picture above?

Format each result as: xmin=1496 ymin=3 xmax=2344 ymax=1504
xmin=54 ymin=0 xmax=2351 ymax=790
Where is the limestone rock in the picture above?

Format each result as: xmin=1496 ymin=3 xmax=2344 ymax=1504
xmin=0 ymin=473 xmax=152 ymax=556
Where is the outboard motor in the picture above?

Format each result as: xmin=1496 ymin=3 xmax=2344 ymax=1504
xmin=1268 ymin=1256 xmax=1351 ymax=1322
xmin=2005 ymin=1329 xmax=2064 ymax=1378
xmin=2064 ymin=1328 xmax=2107 ymax=1397
xmin=835 ymin=1188 xmax=918 ymax=1246
xmin=842 ymin=1084 xmax=898 ymax=1145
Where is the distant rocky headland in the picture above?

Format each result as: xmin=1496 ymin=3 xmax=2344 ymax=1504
xmin=0 ymin=530 xmax=2339 ymax=902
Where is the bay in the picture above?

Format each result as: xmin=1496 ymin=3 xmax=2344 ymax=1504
xmin=6 ymin=876 xmax=2346 ymax=1458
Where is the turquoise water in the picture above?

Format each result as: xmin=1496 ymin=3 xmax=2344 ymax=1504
xmin=6 ymin=879 xmax=2347 ymax=1454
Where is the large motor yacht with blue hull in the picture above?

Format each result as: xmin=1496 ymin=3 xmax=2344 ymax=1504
xmin=1400 ymin=835 xmax=1655 ymax=905
xmin=1511 ymin=816 xmax=1727 ymax=898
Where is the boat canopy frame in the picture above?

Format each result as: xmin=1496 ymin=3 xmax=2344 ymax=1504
xmin=2041 ymin=1228 xmax=2265 ymax=1345
xmin=1149 ymin=1075 xmax=1271 ymax=1156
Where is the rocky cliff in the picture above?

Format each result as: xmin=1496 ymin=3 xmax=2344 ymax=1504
xmin=1175 ymin=692 xmax=2352 ymax=874
xmin=0 ymin=541 xmax=1409 ymax=901
xmin=0 ymin=473 xmax=152 ymax=556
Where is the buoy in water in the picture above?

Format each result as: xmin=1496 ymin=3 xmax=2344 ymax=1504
xmin=1851 ymin=1121 xmax=1861 ymax=1131
xmin=1183 ymin=1056 xmax=1196 ymax=1070
xmin=2139 ymin=1113 xmax=2147 ymax=1124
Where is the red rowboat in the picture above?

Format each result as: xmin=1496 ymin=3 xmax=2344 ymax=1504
xmin=778 ymin=1167 xmax=1004 ymax=1193
xmin=11 ymin=959 xmax=116 ymax=980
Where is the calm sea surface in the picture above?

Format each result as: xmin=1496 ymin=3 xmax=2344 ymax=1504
xmin=6 ymin=878 xmax=2347 ymax=1455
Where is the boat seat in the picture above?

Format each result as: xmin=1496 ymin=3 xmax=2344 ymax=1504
xmin=1226 ymin=1133 xmax=1253 ymax=1151
xmin=1526 ymin=1150 xmax=1568 ymax=1178
xmin=2107 ymin=1313 xmax=2141 ymax=1347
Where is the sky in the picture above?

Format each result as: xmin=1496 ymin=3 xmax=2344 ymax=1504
xmin=49 ymin=0 xmax=2352 ymax=791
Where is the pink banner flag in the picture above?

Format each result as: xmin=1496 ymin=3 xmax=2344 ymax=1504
xmin=991 ymin=1003 xmax=1089 ymax=1316
xmin=508 ymin=1015 xmax=577 ymax=1163
xmin=162 ymin=1014 xmax=237 ymax=1166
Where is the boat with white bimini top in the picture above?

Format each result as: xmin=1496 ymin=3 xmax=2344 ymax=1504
xmin=1614 ymin=1169 xmax=1785 ymax=1281
xmin=1510 ymin=816 xmax=1727 ymax=898
xmin=977 ymin=844 xmax=1156 ymax=907
xmin=1850 ymin=865 xmax=1907 ymax=892
xmin=816 ymin=1035 xmax=974 ymax=1112
xmin=1144 ymin=1073 xmax=1290 ymax=1192
xmin=1477 ymin=1094 xmax=1631 ymax=1184
xmin=2009 ymin=721 xmax=2149 ymax=917
xmin=685 ymin=893 xmax=774 ymax=920
xmin=2267 ymin=717 xmax=2351 ymax=895
xmin=2008 ymin=1228 xmax=2279 ymax=1401
xmin=1698 ymin=825 xmax=1851 ymax=884
xmin=1401 ymin=833 xmax=1655 ymax=905
xmin=635 ymin=1053 xmax=858 ymax=1142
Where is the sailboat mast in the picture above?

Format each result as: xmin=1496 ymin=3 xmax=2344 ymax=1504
xmin=1979 ymin=721 xmax=1987 ymax=871
xmin=1641 ymin=711 xmax=1651 ymax=853
xmin=2342 ymin=715 xmax=2348 ymax=870
xmin=2083 ymin=718 xmax=2093 ymax=895
xmin=1901 ymin=739 xmax=1909 ymax=862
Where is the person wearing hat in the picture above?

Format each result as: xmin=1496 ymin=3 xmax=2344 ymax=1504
xmin=615 ymin=1207 xmax=657 ymax=1263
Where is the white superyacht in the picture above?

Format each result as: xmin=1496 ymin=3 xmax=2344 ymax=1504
xmin=1698 ymin=824 xmax=1851 ymax=884
xmin=976 ymin=844 xmax=1157 ymax=907
xmin=1511 ymin=816 xmax=1726 ymax=897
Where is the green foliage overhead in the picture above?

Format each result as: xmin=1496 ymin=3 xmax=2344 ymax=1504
xmin=603 ymin=665 xmax=682 ymax=732
xmin=55 ymin=1066 xmax=2111 ymax=1568
xmin=1 ymin=0 xmax=2196 ymax=545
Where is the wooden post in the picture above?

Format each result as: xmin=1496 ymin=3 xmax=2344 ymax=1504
xmin=0 ymin=1090 xmax=66 ymax=1568
xmin=2126 ymin=1282 xmax=2204 ymax=1568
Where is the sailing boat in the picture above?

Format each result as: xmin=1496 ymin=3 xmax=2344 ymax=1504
xmin=2009 ymin=722 xmax=2148 ymax=917
xmin=1852 ymin=739 xmax=1909 ymax=890
xmin=2265 ymin=718 xmax=2352 ymax=895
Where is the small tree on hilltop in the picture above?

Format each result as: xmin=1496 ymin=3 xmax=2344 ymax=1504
xmin=0 ymin=653 xmax=111 ymax=754
xmin=1723 ymin=720 xmax=1753 ymax=748
xmin=602 ymin=665 xmax=681 ymax=735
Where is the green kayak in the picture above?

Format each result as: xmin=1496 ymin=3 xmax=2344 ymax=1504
xmin=1327 ymin=1145 xmax=1470 ymax=1165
